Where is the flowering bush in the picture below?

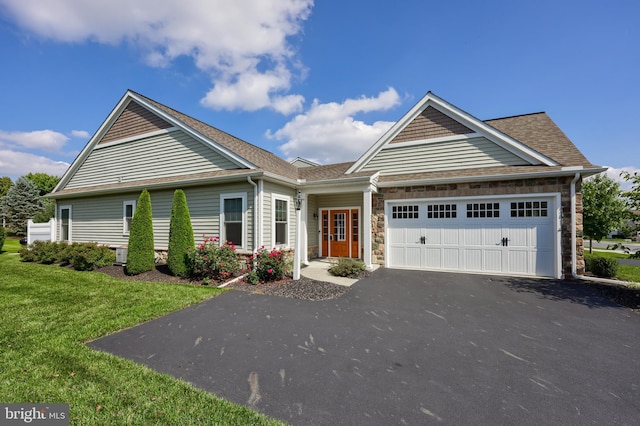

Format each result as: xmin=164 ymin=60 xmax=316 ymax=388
xmin=245 ymin=246 xmax=289 ymax=283
xmin=187 ymin=235 xmax=240 ymax=283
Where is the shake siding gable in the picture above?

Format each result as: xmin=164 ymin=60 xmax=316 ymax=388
xmin=361 ymin=137 xmax=529 ymax=175
xmin=100 ymin=101 xmax=173 ymax=144
xmin=391 ymin=106 xmax=474 ymax=144
xmin=65 ymin=130 xmax=241 ymax=189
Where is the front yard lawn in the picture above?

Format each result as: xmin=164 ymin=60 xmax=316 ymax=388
xmin=585 ymin=250 xmax=640 ymax=284
xmin=0 ymin=238 xmax=282 ymax=425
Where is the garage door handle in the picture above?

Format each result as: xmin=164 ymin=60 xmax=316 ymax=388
xmin=501 ymin=237 xmax=510 ymax=247
xmin=420 ymin=236 xmax=426 ymax=244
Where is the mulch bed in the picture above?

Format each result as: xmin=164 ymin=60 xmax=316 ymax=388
xmin=95 ymin=264 xmax=351 ymax=301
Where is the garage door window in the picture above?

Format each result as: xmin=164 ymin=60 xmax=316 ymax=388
xmin=510 ymin=201 xmax=548 ymax=217
xmin=392 ymin=205 xmax=419 ymax=219
xmin=427 ymin=204 xmax=457 ymax=219
xmin=466 ymin=202 xmax=500 ymax=218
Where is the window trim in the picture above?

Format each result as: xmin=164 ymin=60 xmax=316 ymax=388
xmin=271 ymin=193 xmax=291 ymax=248
xmin=220 ymin=192 xmax=247 ymax=250
xmin=59 ymin=205 xmax=72 ymax=243
xmin=123 ymin=200 xmax=137 ymax=236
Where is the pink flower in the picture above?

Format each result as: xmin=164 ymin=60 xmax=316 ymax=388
xmin=268 ymin=268 xmax=273 ymax=274
xmin=203 ymin=256 xmax=208 ymax=261
xmin=199 ymin=244 xmax=204 ymax=249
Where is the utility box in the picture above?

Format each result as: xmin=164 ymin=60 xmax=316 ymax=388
xmin=115 ymin=247 xmax=128 ymax=265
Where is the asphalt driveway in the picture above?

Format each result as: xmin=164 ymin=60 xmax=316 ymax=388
xmin=89 ymin=269 xmax=640 ymax=425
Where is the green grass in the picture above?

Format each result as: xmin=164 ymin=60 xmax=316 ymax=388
xmin=586 ymin=250 xmax=640 ymax=284
xmin=0 ymin=238 xmax=283 ymax=425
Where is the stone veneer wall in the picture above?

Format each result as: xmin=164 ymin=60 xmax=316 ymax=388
xmin=371 ymin=176 xmax=584 ymax=278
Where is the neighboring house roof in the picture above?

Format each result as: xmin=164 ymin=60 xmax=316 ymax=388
xmin=290 ymin=157 xmax=320 ymax=168
xmin=49 ymin=90 xmax=602 ymax=199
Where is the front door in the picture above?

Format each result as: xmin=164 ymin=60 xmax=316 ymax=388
xmin=321 ymin=209 xmax=359 ymax=258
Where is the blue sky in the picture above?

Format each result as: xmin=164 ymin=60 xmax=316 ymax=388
xmin=0 ymin=0 xmax=638 ymax=186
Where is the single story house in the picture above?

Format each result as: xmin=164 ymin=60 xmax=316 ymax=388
xmin=48 ymin=90 xmax=604 ymax=278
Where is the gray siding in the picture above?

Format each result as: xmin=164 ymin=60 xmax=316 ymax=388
xmin=65 ymin=130 xmax=241 ymax=189
xmin=261 ymin=181 xmax=296 ymax=250
xmin=362 ymin=137 xmax=529 ymax=174
xmin=57 ymin=182 xmax=254 ymax=251
xmin=316 ymin=193 xmax=363 ymax=208
xmin=306 ymin=194 xmax=319 ymax=249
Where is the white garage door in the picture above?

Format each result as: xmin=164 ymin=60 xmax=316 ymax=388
xmin=387 ymin=197 xmax=558 ymax=277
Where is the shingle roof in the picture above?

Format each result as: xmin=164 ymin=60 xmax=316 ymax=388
xmin=133 ymin=91 xmax=301 ymax=180
xmin=484 ymin=112 xmax=597 ymax=168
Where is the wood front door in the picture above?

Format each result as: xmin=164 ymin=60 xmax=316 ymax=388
xmin=321 ymin=209 xmax=359 ymax=258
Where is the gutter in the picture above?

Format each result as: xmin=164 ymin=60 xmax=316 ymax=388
xmin=377 ymin=167 xmax=607 ymax=188
xmin=247 ymin=176 xmax=259 ymax=254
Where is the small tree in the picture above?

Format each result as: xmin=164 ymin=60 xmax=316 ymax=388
xmin=582 ymin=174 xmax=627 ymax=253
xmin=0 ymin=177 xmax=12 ymax=198
xmin=125 ymin=189 xmax=155 ymax=275
xmin=167 ymin=190 xmax=194 ymax=276
xmin=0 ymin=177 xmax=43 ymax=235
xmin=24 ymin=172 xmax=60 ymax=196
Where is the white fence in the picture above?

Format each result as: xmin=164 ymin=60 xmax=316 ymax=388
xmin=27 ymin=219 xmax=55 ymax=244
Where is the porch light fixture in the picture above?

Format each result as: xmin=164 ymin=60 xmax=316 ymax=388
xmin=295 ymin=190 xmax=303 ymax=210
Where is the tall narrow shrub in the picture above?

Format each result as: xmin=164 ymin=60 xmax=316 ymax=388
xmin=167 ymin=189 xmax=194 ymax=276
xmin=125 ymin=189 xmax=155 ymax=275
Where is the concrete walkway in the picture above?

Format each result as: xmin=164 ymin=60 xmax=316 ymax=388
xmin=300 ymin=259 xmax=378 ymax=287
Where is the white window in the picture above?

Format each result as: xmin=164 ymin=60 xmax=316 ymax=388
xmin=59 ymin=205 xmax=72 ymax=242
xmin=392 ymin=205 xmax=419 ymax=219
xmin=123 ymin=200 xmax=136 ymax=235
xmin=272 ymin=194 xmax=290 ymax=247
xmin=220 ymin=192 xmax=246 ymax=249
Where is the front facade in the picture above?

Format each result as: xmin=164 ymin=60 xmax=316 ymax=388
xmin=49 ymin=90 xmax=603 ymax=279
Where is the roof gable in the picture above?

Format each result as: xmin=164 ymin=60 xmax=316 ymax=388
xmin=346 ymin=92 xmax=558 ymax=174
xmin=99 ymin=101 xmax=173 ymax=145
xmin=54 ymin=90 xmax=301 ymax=193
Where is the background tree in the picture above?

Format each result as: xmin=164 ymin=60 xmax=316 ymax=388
xmin=125 ymin=189 xmax=155 ymax=275
xmin=0 ymin=177 xmax=12 ymax=198
xmin=0 ymin=177 xmax=43 ymax=235
xmin=23 ymin=173 xmax=60 ymax=223
xmin=24 ymin=172 xmax=60 ymax=196
xmin=582 ymin=174 xmax=627 ymax=253
xmin=621 ymin=170 xmax=640 ymax=210
xmin=167 ymin=190 xmax=194 ymax=277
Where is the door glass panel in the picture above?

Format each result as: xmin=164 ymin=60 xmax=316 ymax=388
xmin=333 ymin=213 xmax=346 ymax=241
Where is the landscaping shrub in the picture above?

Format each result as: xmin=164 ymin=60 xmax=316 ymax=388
xmin=18 ymin=240 xmax=114 ymax=271
xmin=329 ymin=257 xmax=365 ymax=278
xmin=19 ymin=240 xmax=66 ymax=264
xmin=67 ymin=242 xmax=115 ymax=271
xmin=246 ymin=246 xmax=288 ymax=283
xmin=0 ymin=225 xmax=5 ymax=252
xmin=126 ymin=189 xmax=155 ymax=275
xmin=187 ymin=236 xmax=240 ymax=283
xmin=587 ymin=256 xmax=619 ymax=278
xmin=167 ymin=189 xmax=194 ymax=277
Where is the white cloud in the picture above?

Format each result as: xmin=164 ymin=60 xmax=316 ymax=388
xmin=1 ymin=0 xmax=313 ymax=114
xmin=602 ymin=166 xmax=640 ymax=191
xmin=268 ymin=88 xmax=402 ymax=164
xmin=0 ymin=150 xmax=70 ymax=178
xmin=0 ymin=130 xmax=69 ymax=152
xmin=71 ymin=130 xmax=90 ymax=139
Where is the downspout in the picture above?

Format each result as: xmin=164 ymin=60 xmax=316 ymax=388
xmin=570 ymin=172 xmax=629 ymax=286
xmin=247 ymin=177 xmax=258 ymax=254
